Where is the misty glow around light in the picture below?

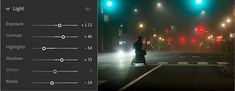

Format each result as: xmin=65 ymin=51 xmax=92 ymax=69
xmin=159 ymin=37 xmax=162 ymax=40
xmin=134 ymin=8 xmax=138 ymax=13
xmin=226 ymin=18 xmax=231 ymax=23
xmin=130 ymin=49 xmax=135 ymax=56
xmin=117 ymin=50 xmax=125 ymax=57
xmin=153 ymin=34 xmax=157 ymax=37
xmin=221 ymin=23 xmax=226 ymax=27
xmin=139 ymin=24 xmax=144 ymax=28
xmin=190 ymin=0 xmax=208 ymax=11
xmin=196 ymin=0 xmax=202 ymax=4
xmin=157 ymin=2 xmax=162 ymax=7
xmin=120 ymin=24 xmax=123 ymax=27
xmin=201 ymin=10 xmax=205 ymax=15
xmin=117 ymin=59 xmax=124 ymax=68
xmin=210 ymin=35 xmax=213 ymax=38
xmin=208 ymin=36 xmax=211 ymax=39
xmin=106 ymin=1 xmax=113 ymax=7
xmin=103 ymin=0 xmax=118 ymax=14
xmin=156 ymin=2 xmax=162 ymax=9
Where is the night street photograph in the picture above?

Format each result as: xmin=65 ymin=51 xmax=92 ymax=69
xmin=98 ymin=0 xmax=235 ymax=91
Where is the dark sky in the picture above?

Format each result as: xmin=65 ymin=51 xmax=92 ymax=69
xmin=99 ymin=0 xmax=234 ymax=34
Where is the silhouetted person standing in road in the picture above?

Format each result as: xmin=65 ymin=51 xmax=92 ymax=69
xmin=131 ymin=36 xmax=147 ymax=65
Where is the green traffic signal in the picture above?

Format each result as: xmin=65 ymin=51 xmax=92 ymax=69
xmin=106 ymin=1 xmax=113 ymax=7
xmin=102 ymin=0 xmax=118 ymax=14
xmin=195 ymin=0 xmax=202 ymax=5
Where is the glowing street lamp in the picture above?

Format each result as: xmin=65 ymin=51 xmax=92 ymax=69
xmin=221 ymin=23 xmax=226 ymax=27
xmin=207 ymin=35 xmax=213 ymax=39
xmin=226 ymin=18 xmax=231 ymax=23
xmin=158 ymin=37 xmax=162 ymax=40
xmin=156 ymin=2 xmax=162 ymax=9
xmin=138 ymin=23 xmax=144 ymax=35
xmin=157 ymin=2 xmax=162 ymax=7
xmin=139 ymin=23 xmax=144 ymax=28
xmin=201 ymin=10 xmax=205 ymax=15
xmin=153 ymin=34 xmax=157 ymax=37
xmin=208 ymin=36 xmax=211 ymax=39
xmin=120 ymin=24 xmax=123 ymax=28
xmin=134 ymin=8 xmax=138 ymax=13
xmin=210 ymin=35 xmax=213 ymax=38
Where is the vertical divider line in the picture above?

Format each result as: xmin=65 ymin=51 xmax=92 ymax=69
xmin=0 ymin=0 xmax=2 ymax=90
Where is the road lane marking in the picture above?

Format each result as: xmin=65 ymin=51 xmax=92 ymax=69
xmin=178 ymin=61 xmax=188 ymax=64
xmin=179 ymin=56 xmax=187 ymax=58
xmin=118 ymin=65 xmax=162 ymax=91
xmin=158 ymin=62 xmax=168 ymax=65
xmin=165 ymin=64 xmax=224 ymax=66
xmin=98 ymin=64 xmax=117 ymax=70
xmin=217 ymin=62 xmax=228 ymax=65
xmin=98 ymin=65 xmax=115 ymax=70
xmin=98 ymin=64 xmax=113 ymax=67
xmin=197 ymin=62 xmax=208 ymax=64
xmin=134 ymin=63 xmax=146 ymax=67
xmin=220 ymin=56 xmax=226 ymax=58
xmin=207 ymin=56 xmax=214 ymax=58
xmin=192 ymin=56 xmax=200 ymax=58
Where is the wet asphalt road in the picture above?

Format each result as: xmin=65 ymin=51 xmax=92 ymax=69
xmin=98 ymin=51 xmax=234 ymax=91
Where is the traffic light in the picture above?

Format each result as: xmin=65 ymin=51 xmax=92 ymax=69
xmin=106 ymin=1 xmax=113 ymax=7
xmin=191 ymin=38 xmax=196 ymax=44
xmin=188 ymin=0 xmax=209 ymax=11
xmin=164 ymin=28 xmax=169 ymax=34
xmin=179 ymin=36 xmax=186 ymax=45
xmin=167 ymin=37 xmax=173 ymax=45
xmin=195 ymin=0 xmax=202 ymax=5
xmin=196 ymin=25 xmax=205 ymax=34
xmin=102 ymin=0 xmax=118 ymax=14
xmin=215 ymin=36 xmax=223 ymax=42
xmin=194 ymin=0 xmax=205 ymax=9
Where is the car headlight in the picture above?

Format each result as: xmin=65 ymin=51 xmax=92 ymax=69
xmin=130 ymin=49 xmax=135 ymax=56
xmin=117 ymin=50 xmax=125 ymax=57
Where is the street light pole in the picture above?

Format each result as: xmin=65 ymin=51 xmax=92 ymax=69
xmin=225 ymin=18 xmax=232 ymax=52
xmin=139 ymin=23 xmax=144 ymax=36
xmin=221 ymin=17 xmax=232 ymax=52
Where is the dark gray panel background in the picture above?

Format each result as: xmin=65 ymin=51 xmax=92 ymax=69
xmin=1 ymin=0 xmax=97 ymax=90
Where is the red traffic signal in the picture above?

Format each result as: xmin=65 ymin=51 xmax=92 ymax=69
xmin=191 ymin=38 xmax=196 ymax=44
xmin=179 ymin=36 xmax=186 ymax=45
xmin=196 ymin=25 xmax=205 ymax=34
